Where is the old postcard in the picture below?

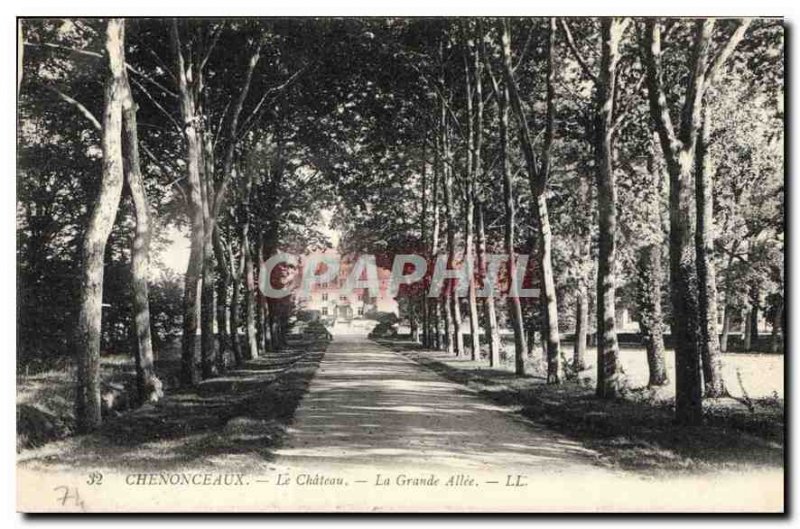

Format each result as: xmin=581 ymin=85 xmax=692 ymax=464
xmin=16 ymin=15 xmax=784 ymax=513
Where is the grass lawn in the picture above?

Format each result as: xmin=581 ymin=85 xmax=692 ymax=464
xmin=378 ymin=338 xmax=784 ymax=475
xmin=17 ymin=338 xmax=329 ymax=463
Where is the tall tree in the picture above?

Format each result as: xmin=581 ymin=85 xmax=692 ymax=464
xmin=171 ymin=20 xmax=206 ymax=386
xmin=483 ymin=32 xmax=527 ymax=373
xmin=120 ymin=53 xmax=163 ymax=403
xmin=75 ymin=18 xmax=127 ymax=431
xmin=642 ymin=18 xmax=750 ymax=424
xmin=634 ymin=139 xmax=669 ymax=387
xmin=440 ymin=91 xmax=465 ymax=357
xmin=500 ymin=18 xmax=561 ymax=383
xmin=471 ymin=27 xmax=502 ymax=364
xmin=592 ymin=18 xmax=627 ymax=398
xmin=561 ymin=17 xmax=638 ymax=397
xmin=695 ymin=108 xmax=725 ymax=395
xmin=462 ymin=27 xmax=481 ymax=361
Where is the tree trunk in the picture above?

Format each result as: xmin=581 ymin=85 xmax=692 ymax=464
xmin=200 ymin=140 xmax=216 ymax=379
xmin=421 ymin=297 xmax=429 ymax=347
xmin=720 ymin=305 xmax=732 ymax=353
xmin=643 ymin=19 xmax=710 ymax=425
xmin=410 ymin=304 xmax=419 ymax=342
xmin=420 ymin=126 xmax=431 ymax=348
xmin=256 ymin=299 xmax=264 ymax=355
xmin=500 ymin=18 xmax=559 ymax=381
xmin=744 ymin=306 xmax=755 ymax=351
xmin=464 ymin=213 xmax=480 ymax=359
xmin=431 ymin=119 xmax=448 ymax=355
xmin=572 ymin=175 xmax=591 ymax=374
xmin=120 ymin=55 xmax=163 ymax=404
xmin=268 ymin=302 xmax=277 ymax=351
xmin=750 ymin=296 xmax=760 ymax=344
xmin=476 ymin=202 xmax=501 ymax=366
xmin=213 ymin=230 xmax=231 ymax=372
xmin=451 ymin=293 xmax=464 ymax=355
xmin=192 ymin=40 xmax=262 ymax=374
xmin=256 ymin=237 xmax=277 ymax=353
xmin=75 ymin=19 xmax=127 ymax=432
xmin=431 ymin=299 xmax=441 ymax=350
xmin=230 ymin=241 xmax=244 ymax=365
xmin=636 ymin=243 xmax=669 ymax=387
xmin=533 ymin=195 xmax=562 ymax=384
xmin=173 ymin=21 xmax=204 ymax=387
xmin=200 ymin=272 xmax=216 ymax=377
xmin=17 ymin=20 xmax=23 ymax=94
xmin=181 ymin=246 xmax=203 ymax=384
xmin=442 ymin=293 xmax=454 ymax=355
xmin=594 ymin=18 xmax=623 ymax=398
xmin=471 ymin=36 xmax=501 ymax=366
xmin=573 ymin=283 xmax=588 ymax=372
xmin=669 ymin=156 xmax=704 ymax=423
xmin=526 ymin=315 xmax=536 ymax=359
xmin=429 ymin=126 xmax=442 ymax=352
xmin=243 ymin=229 xmax=258 ymax=360
xmin=695 ymin=109 xmax=725 ymax=396
xmin=462 ymin=41 xmax=481 ymax=361
xmin=647 ymin=17 xmax=750 ymax=420
xmin=441 ymin=104 xmax=463 ymax=357
xmin=464 ymin=200 xmax=480 ymax=360
xmin=636 ymin=138 xmax=669 ymax=387
xmin=771 ymin=297 xmax=783 ymax=353
xmin=498 ymin=82 xmax=526 ymax=374
xmin=269 ymin=305 xmax=280 ymax=351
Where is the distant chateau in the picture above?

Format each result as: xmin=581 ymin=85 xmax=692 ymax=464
xmin=295 ymin=251 xmax=398 ymax=322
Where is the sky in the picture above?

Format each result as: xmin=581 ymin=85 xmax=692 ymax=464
xmin=154 ymin=208 xmax=340 ymax=275
xmin=155 ymin=225 xmax=191 ymax=275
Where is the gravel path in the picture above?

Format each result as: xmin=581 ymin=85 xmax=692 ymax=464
xmin=273 ymin=334 xmax=610 ymax=474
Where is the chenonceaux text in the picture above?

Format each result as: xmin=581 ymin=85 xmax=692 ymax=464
xmin=125 ymin=472 xmax=248 ymax=486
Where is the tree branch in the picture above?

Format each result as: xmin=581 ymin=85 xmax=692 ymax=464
xmin=512 ymin=20 xmax=536 ymax=73
xmin=213 ymin=41 xmax=264 ymax=221
xmin=46 ymin=86 xmax=101 ymax=131
xmin=559 ymin=18 xmax=599 ymax=83
xmin=236 ymin=63 xmax=311 ymax=141
xmin=141 ymin=143 xmax=188 ymax=204
xmin=500 ymin=18 xmax=541 ymax=190
xmin=539 ymin=17 xmax=557 ymax=184
xmin=130 ymin=77 xmax=182 ymax=133
xmin=24 ymin=41 xmax=103 ymax=59
xmin=199 ymin=22 xmax=224 ymax=72
xmin=705 ymin=18 xmax=752 ymax=88
xmin=642 ymin=20 xmax=681 ymax=163
xmin=678 ymin=19 xmax=715 ymax=149
xmin=609 ymin=73 xmax=645 ymax=136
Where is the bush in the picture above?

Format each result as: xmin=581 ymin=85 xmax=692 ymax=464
xmin=306 ymin=321 xmax=332 ymax=341
xmin=368 ymin=321 xmax=398 ymax=339
xmin=149 ymin=272 xmax=184 ymax=350
xmin=365 ymin=310 xmax=399 ymax=324
xmin=297 ymin=310 xmax=321 ymax=322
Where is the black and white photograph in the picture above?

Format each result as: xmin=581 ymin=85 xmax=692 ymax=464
xmin=14 ymin=10 xmax=785 ymax=513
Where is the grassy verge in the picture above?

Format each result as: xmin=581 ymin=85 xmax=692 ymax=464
xmin=17 ymin=339 xmax=328 ymax=462
xmin=378 ymin=338 xmax=784 ymax=475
